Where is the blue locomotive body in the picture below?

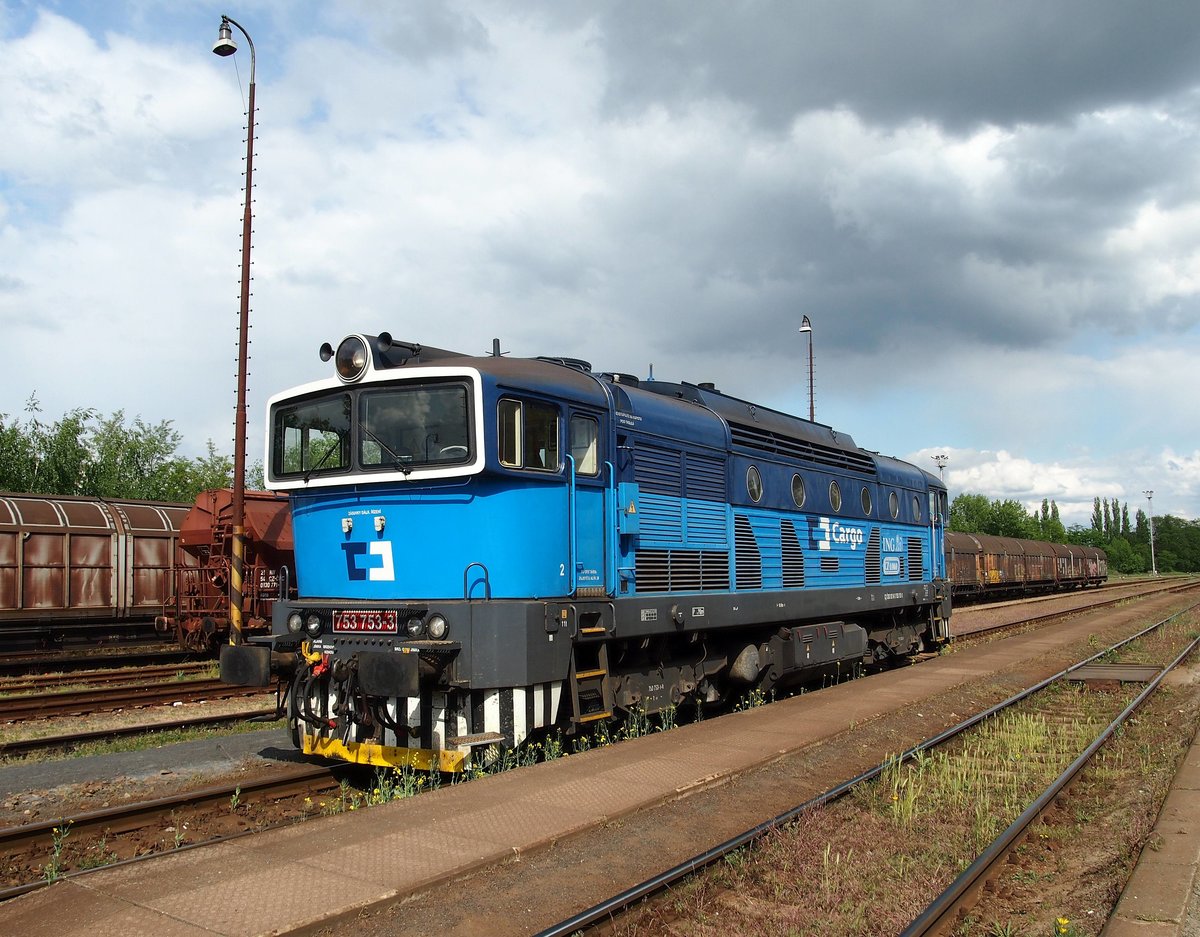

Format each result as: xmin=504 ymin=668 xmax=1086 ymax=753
xmin=221 ymin=334 xmax=950 ymax=771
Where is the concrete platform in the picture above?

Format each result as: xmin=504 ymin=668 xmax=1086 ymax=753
xmin=1103 ymin=714 xmax=1200 ymax=936
xmin=4 ymin=601 xmax=1195 ymax=937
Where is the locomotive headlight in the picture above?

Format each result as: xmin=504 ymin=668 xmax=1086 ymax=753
xmin=287 ymin=612 xmax=304 ymax=634
xmin=334 ymin=335 xmax=370 ymax=383
xmin=405 ymin=616 xmax=425 ymax=637
xmin=304 ymin=613 xmax=323 ymax=636
xmin=426 ymin=613 xmax=449 ymax=640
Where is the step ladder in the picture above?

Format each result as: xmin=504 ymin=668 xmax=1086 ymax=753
xmin=568 ymin=639 xmax=613 ymax=727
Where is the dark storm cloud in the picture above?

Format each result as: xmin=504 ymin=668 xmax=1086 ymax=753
xmin=342 ymin=1 xmax=490 ymax=62
xmin=539 ymin=1 xmax=1200 ymax=132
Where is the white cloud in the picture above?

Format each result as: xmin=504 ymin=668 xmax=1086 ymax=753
xmin=2 ymin=1 xmax=1200 ymax=526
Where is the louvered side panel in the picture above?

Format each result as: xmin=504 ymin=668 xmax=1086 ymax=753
xmin=638 ymin=494 xmax=684 ymax=543
xmin=907 ymin=537 xmax=925 ymax=581
xmin=700 ymin=551 xmax=731 ymax=590
xmin=684 ymin=500 xmax=728 ymax=547
xmin=669 ymin=551 xmax=702 ymax=591
xmin=865 ymin=528 xmax=881 ymax=585
xmin=685 ymin=455 xmax=726 ymax=501
xmin=781 ymin=520 xmax=805 ymax=588
xmin=634 ymin=447 xmax=682 ymax=496
xmin=734 ymin=515 xmax=762 ymax=589
xmin=634 ymin=550 xmax=671 ymax=592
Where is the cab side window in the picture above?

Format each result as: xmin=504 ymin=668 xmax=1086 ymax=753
xmin=498 ymin=398 xmax=560 ymax=471
xmin=569 ymin=415 xmax=599 ymax=476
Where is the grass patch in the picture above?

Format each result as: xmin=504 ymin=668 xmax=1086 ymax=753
xmin=1 ymin=718 xmax=285 ymax=766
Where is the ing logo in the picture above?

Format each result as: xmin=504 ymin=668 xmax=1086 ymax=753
xmin=341 ymin=541 xmax=396 ymax=581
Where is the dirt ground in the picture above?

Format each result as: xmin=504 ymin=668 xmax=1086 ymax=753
xmin=309 ymin=607 xmax=1200 ymax=937
xmin=2 ymin=596 xmax=1197 ymax=934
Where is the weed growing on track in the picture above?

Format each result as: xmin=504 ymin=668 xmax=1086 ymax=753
xmin=609 ymin=676 xmax=1165 ymax=937
xmin=0 ymin=717 xmax=286 ymax=767
xmin=42 ymin=821 xmax=71 ymax=883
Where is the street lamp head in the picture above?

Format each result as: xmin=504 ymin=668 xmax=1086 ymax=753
xmin=798 ymin=315 xmax=812 ymax=334
xmin=213 ymin=18 xmax=238 ymax=56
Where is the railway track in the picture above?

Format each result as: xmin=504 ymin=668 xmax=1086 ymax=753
xmin=533 ymin=595 xmax=1200 ymax=936
xmin=0 ymin=708 xmax=278 ymax=758
xmin=0 ymin=646 xmax=199 ymax=678
xmin=0 ymin=661 xmax=215 ymax=694
xmin=4 ymin=585 xmax=1195 ymax=926
xmin=0 ymin=677 xmax=269 ymax=722
xmin=0 ymin=762 xmax=341 ymax=901
xmin=269 ymin=582 xmax=1200 ymax=937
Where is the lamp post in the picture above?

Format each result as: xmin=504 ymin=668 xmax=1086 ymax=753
xmin=797 ymin=315 xmax=814 ymax=421
xmin=1144 ymin=489 xmax=1158 ymax=576
xmin=212 ymin=14 xmax=256 ymax=646
xmin=932 ymin=454 xmax=948 ymax=482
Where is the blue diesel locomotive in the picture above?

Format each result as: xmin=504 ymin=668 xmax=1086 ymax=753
xmin=221 ymin=333 xmax=951 ymax=771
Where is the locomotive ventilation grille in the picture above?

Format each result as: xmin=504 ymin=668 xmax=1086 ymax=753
xmin=781 ymin=519 xmax=805 ymax=588
xmin=734 ymin=515 xmax=762 ymax=589
xmin=633 ymin=446 xmax=727 ymax=500
xmin=865 ymin=528 xmax=881 ymax=584
xmin=907 ymin=538 xmax=924 ymax=581
xmin=635 ymin=550 xmax=730 ymax=592
xmin=728 ymin=422 xmax=877 ymax=475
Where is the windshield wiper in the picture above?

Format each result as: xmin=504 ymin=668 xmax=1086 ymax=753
xmin=361 ymin=425 xmax=413 ymax=476
xmin=303 ymin=435 xmax=344 ymax=483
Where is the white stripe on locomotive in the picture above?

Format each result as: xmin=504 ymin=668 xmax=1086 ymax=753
xmin=305 ymin=681 xmax=565 ymax=752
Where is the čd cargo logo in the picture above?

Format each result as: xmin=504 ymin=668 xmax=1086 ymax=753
xmin=808 ymin=517 xmax=865 ymax=552
xmin=341 ymin=541 xmax=396 ymax=581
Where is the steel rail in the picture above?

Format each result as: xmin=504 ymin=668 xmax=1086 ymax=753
xmin=0 ymin=708 xmax=277 ymax=758
xmin=533 ymin=598 xmax=1200 ymax=937
xmin=0 ymin=662 xmax=214 ymax=695
xmin=954 ymin=578 xmax=1200 ymax=641
xmin=0 ymin=762 xmax=340 ymax=902
xmin=0 ymin=762 xmax=335 ymax=854
xmin=0 ymin=679 xmax=268 ymax=721
xmin=0 ymin=648 xmax=198 ymax=678
xmin=901 ymin=609 xmax=1200 ymax=936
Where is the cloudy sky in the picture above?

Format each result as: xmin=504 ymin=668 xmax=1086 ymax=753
xmin=3 ymin=1 xmax=1200 ymax=527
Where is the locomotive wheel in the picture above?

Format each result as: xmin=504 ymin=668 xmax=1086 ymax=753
xmin=285 ymin=672 xmax=304 ymax=747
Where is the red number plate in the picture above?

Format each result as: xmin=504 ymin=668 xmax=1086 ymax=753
xmin=333 ymin=609 xmax=398 ymax=633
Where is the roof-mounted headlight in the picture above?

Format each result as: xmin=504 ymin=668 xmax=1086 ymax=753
xmin=320 ymin=335 xmax=371 ymax=383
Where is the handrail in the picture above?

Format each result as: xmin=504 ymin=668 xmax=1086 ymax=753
xmin=565 ymin=455 xmax=577 ymax=596
xmin=463 ymin=562 xmax=491 ymax=600
xmin=603 ymin=459 xmax=616 ymax=596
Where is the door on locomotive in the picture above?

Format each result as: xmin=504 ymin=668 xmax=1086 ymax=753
xmin=567 ymin=408 xmax=610 ymax=597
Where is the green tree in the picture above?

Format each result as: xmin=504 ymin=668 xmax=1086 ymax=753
xmin=992 ymin=498 xmax=1036 ymax=538
xmin=1091 ymin=497 xmax=1103 ymax=532
xmin=1067 ymin=525 xmax=1108 ymax=548
xmin=949 ymin=493 xmax=994 ymax=533
xmin=190 ymin=440 xmax=234 ymax=491
xmin=1104 ymin=536 xmax=1145 ymax=573
xmin=1046 ymin=501 xmax=1066 ymax=542
xmin=84 ymin=411 xmax=190 ymax=501
xmin=0 ymin=397 xmax=247 ymax=505
xmin=0 ymin=402 xmax=39 ymax=491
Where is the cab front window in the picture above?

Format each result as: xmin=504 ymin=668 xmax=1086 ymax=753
xmin=359 ymin=383 xmax=471 ymax=471
xmin=269 ymin=381 xmax=473 ymax=481
xmin=273 ymin=394 xmax=352 ymax=478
